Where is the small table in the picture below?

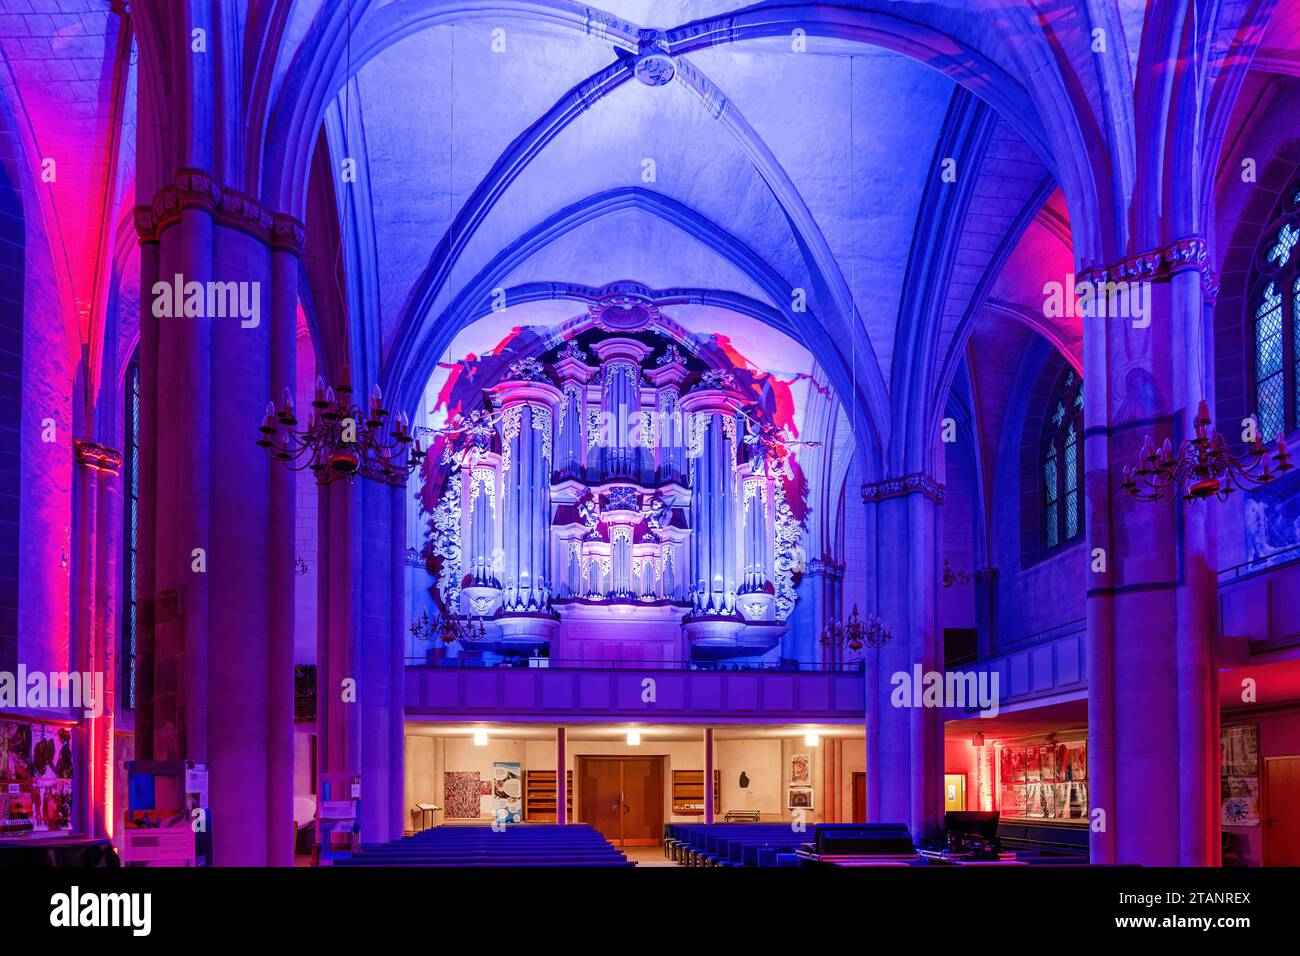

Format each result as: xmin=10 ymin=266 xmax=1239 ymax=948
xmin=414 ymin=804 xmax=441 ymax=831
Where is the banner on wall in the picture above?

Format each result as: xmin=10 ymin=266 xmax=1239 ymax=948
xmin=493 ymin=762 xmax=523 ymax=824
xmin=1220 ymin=724 xmax=1259 ymax=826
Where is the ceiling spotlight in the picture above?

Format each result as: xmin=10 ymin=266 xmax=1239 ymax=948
xmin=804 ymin=732 xmax=819 ymax=747
xmin=473 ymin=730 xmax=488 ymax=747
xmin=627 ymin=730 xmax=641 ymax=746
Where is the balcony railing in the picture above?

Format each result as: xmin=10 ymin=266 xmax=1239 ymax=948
xmin=404 ymin=654 xmax=866 ymax=673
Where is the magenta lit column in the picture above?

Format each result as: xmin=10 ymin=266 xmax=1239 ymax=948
xmin=556 ymin=727 xmax=567 ymax=826
xmin=703 ymin=727 xmax=715 ymax=825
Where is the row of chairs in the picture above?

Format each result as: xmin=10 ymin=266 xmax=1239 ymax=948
xmin=334 ymin=823 xmax=634 ymax=867
xmin=664 ymin=823 xmax=806 ymax=866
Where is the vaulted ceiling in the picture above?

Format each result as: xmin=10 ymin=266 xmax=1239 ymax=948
xmin=0 ymin=0 xmax=1292 ymax=481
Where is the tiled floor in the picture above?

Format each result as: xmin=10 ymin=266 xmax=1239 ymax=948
xmin=622 ymin=845 xmax=680 ymax=867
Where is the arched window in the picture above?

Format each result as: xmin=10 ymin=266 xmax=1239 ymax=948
xmin=122 ymin=352 xmax=139 ymax=710
xmin=1249 ymin=183 xmax=1300 ymax=441
xmin=1041 ymin=367 xmax=1084 ymax=550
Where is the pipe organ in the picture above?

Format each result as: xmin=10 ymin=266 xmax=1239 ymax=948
xmin=428 ymin=311 xmax=806 ymax=663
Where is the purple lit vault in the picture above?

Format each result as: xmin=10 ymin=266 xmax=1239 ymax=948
xmin=1 ymin=0 xmax=1300 ymax=868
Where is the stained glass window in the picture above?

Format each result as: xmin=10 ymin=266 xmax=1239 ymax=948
xmin=1250 ymin=187 xmax=1300 ymax=440
xmin=123 ymin=355 xmax=139 ymax=710
xmin=1042 ymin=365 xmax=1084 ymax=550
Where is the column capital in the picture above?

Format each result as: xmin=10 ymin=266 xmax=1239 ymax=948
xmin=860 ymin=472 xmax=945 ymax=504
xmin=1078 ymin=235 xmax=1218 ymax=303
xmin=974 ymin=566 xmax=999 ymax=584
xmin=134 ymin=168 xmax=304 ymax=254
xmin=73 ymin=439 xmax=122 ymax=476
xmin=803 ymin=557 xmax=844 ymax=579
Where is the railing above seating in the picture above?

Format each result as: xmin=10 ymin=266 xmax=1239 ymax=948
xmin=405 ymin=655 xmax=866 ymax=673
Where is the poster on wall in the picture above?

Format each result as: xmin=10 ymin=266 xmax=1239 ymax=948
xmin=996 ymin=741 xmax=1088 ymax=821
xmin=0 ymin=719 xmax=73 ymax=835
xmin=1 ymin=720 xmax=32 ymax=780
xmin=1220 ymin=724 xmax=1260 ymax=827
xmin=492 ymin=761 xmax=523 ymax=824
xmin=787 ymin=787 xmax=814 ymax=810
xmin=31 ymin=779 xmax=72 ymax=832
xmin=1 ymin=784 xmax=33 ymax=834
xmin=444 ymin=771 xmax=482 ymax=819
xmin=789 ymin=753 xmax=811 ymax=786
xmin=32 ymin=725 xmax=73 ymax=780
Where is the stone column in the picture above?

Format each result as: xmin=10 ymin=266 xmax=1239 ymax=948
xmin=703 ymin=727 xmax=715 ymax=825
xmin=1082 ymin=243 xmax=1219 ymax=866
xmin=266 ymin=220 xmax=300 ymax=865
xmin=315 ymin=469 xmax=408 ymax=847
xmin=862 ymin=475 xmax=945 ymax=842
xmin=555 ymin=726 xmax=567 ymax=826
xmin=973 ymin=567 xmax=998 ymax=658
xmin=133 ymin=209 xmax=159 ymax=759
xmin=73 ymin=440 xmax=122 ymax=839
xmin=137 ymin=172 xmax=298 ymax=865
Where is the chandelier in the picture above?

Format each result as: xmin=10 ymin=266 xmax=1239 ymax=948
xmin=258 ymin=367 xmax=425 ymax=482
xmin=1120 ymin=401 xmax=1292 ymax=503
xmin=820 ymin=605 xmax=892 ymax=652
xmin=410 ymin=608 xmax=487 ymax=645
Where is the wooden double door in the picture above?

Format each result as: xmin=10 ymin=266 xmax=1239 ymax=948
xmin=577 ymin=756 xmax=664 ymax=846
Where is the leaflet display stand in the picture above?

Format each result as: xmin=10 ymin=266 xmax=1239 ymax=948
xmin=122 ymin=760 xmax=211 ymax=867
xmin=316 ymin=772 xmax=360 ymax=865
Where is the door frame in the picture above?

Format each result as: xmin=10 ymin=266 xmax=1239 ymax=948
xmin=1263 ymin=755 xmax=1300 ymax=866
xmin=576 ymin=755 xmax=666 ymax=846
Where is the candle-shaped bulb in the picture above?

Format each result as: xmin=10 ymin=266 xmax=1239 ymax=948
xmin=264 ymin=401 xmax=275 ymax=420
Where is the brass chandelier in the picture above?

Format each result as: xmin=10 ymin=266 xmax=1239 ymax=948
xmin=410 ymin=608 xmax=486 ymax=645
xmin=258 ymin=367 xmax=425 ymax=482
xmin=820 ymin=605 xmax=892 ymax=653
xmin=1121 ymin=400 xmax=1291 ymax=503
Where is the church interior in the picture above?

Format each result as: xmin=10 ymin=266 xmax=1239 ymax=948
xmin=2 ymin=0 xmax=1300 ymax=885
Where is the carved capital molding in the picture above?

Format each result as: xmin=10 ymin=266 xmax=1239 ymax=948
xmin=134 ymin=168 xmax=304 ymax=255
xmin=803 ymin=558 xmax=844 ymax=579
xmin=74 ymin=439 xmax=123 ymax=476
xmin=1078 ymin=236 xmax=1219 ymax=303
xmin=861 ymin=472 xmax=945 ymax=504
xmin=974 ymin=567 xmax=999 ymax=584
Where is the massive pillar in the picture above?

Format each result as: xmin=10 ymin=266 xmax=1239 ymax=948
xmin=703 ymin=727 xmax=716 ymax=825
xmin=1083 ymin=248 xmax=1219 ymax=865
xmin=316 ymin=471 xmax=407 ymax=847
xmin=862 ymin=475 xmax=944 ymax=842
xmin=555 ymin=727 xmax=567 ymax=826
xmin=134 ymin=175 xmax=300 ymax=865
xmin=72 ymin=440 xmax=122 ymax=839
